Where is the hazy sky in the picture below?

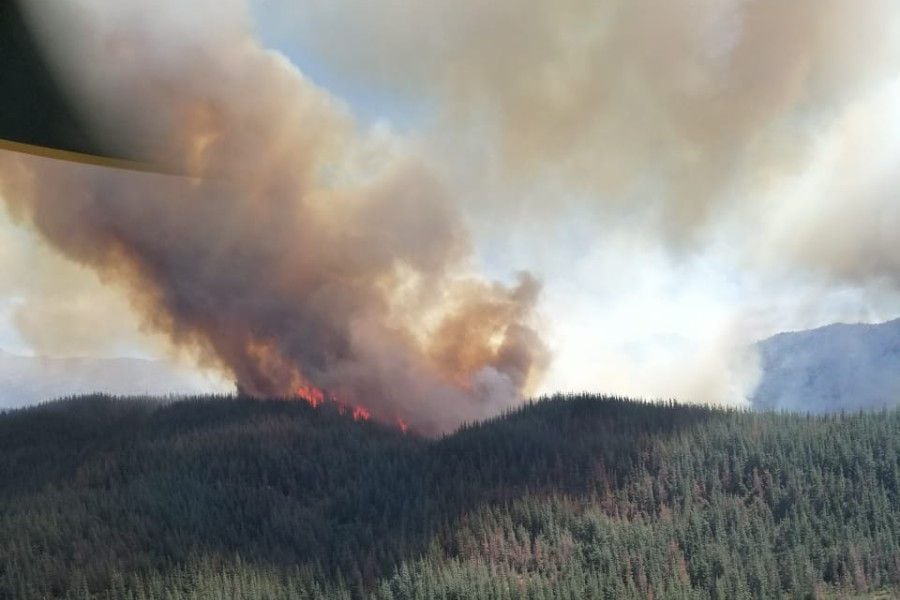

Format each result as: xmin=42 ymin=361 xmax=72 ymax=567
xmin=2 ymin=0 xmax=900 ymax=413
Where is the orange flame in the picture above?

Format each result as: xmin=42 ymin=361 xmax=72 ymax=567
xmin=295 ymin=384 xmax=325 ymax=408
xmin=294 ymin=384 xmax=372 ymax=421
xmin=294 ymin=382 xmax=401 ymax=430
xmin=352 ymin=405 xmax=371 ymax=422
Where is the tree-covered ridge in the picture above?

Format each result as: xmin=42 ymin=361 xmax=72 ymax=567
xmin=0 ymin=394 xmax=897 ymax=599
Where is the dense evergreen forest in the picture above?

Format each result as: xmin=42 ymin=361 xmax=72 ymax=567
xmin=0 ymin=394 xmax=898 ymax=599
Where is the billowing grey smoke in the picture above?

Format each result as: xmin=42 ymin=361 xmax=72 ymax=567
xmin=257 ymin=0 xmax=900 ymax=408
xmin=268 ymin=0 xmax=900 ymax=279
xmin=3 ymin=0 xmax=900 ymax=418
xmin=0 ymin=0 xmax=548 ymax=433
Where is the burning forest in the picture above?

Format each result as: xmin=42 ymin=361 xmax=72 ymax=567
xmin=3 ymin=0 xmax=900 ymax=425
xmin=0 ymin=1 xmax=549 ymax=434
xmin=2 ymin=1 xmax=900 ymax=598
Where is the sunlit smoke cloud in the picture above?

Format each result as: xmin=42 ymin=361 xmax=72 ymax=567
xmin=268 ymin=0 xmax=900 ymax=265
xmin=0 ymin=0 xmax=548 ymax=433
xmin=4 ymin=0 xmax=900 ymax=419
xmin=261 ymin=0 xmax=900 ymax=406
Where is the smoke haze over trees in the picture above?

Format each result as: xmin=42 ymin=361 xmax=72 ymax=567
xmin=751 ymin=318 xmax=900 ymax=413
xmin=2 ymin=3 xmax=899 ymax=598
xmin=0 ymin=0 xmax=548 ymax=433
xmin=0 ymin=350 xmax=225 ymax=410
xmin=2 ymin=0 xmax=900 ymax=419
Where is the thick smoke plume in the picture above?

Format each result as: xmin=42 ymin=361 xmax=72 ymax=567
xmin=266 ymin=0 xmax=900 ymax=407
xmin=0 ymin=0 xmax=548 ymax=433
xmin=279 ymin=0 xmax=900 ymax=276
xmin=4 ymin=0 xmax=900 ymax=417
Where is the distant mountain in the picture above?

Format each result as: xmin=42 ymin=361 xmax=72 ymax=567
xmin=751 ymin=318 xmax=900 ymax=413
xmin=0 ymin=350 xmax=224 ymax=409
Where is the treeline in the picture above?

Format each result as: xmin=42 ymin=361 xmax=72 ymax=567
xmin=0 ymin=394 xmax=897 ymax=598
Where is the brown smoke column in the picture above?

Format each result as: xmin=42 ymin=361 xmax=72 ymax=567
xmin=0 ymin=1 xmax=548 ymax=433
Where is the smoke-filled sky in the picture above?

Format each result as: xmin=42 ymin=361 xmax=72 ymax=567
xmin=2 ymin=0 xmax=900 ymax=430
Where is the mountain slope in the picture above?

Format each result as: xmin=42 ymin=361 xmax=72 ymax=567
xmin=0 ymin=394 xmax=897 ymax=599
xmin=751 ymin=318 xmax=900 ymax=413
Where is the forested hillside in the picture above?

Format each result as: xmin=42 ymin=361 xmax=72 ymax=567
xmin=1 ymin=394 xmax=898 ymax=599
